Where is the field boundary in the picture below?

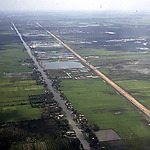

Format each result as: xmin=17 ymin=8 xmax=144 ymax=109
xmin=36 ymin=22 xmax=150 ymax=118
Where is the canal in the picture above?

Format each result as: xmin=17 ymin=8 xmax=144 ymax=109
xmin=12 ymin=22 xmax=90 ymax=150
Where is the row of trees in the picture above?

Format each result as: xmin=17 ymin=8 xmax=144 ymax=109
xmin=51 ymin=79 xmax=102 ymax=149
xmin=0 ymin=62 xmax=82 ymax=149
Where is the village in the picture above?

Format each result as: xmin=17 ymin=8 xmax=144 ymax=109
xmin=24 ymin=30 xmax=100 ymax=80
xmin=27 ymin=60 xmax=101 ymax=148
xmin=18 ymin=21 xmax=150 ymax=150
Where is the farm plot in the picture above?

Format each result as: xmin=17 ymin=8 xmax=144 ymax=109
xmin=0 ymin=22 xmax=45 ymax=123
xmin=61 ymin=79 xmax=150 ymax=139
xmin=0 ymin=78 xmax=45 ymax=123
xmin=116 ymin=80 xmax=150 ymax=109
xmin=0 ymin=47 xmax=31 ymax=76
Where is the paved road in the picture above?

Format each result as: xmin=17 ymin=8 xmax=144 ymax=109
xmin=36 ymin=22 xmax=150 ymax=118
xmin=12 ymin=22 xmax=91 ymax=150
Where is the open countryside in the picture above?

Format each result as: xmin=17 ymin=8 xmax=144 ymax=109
xmin=0 ymin=16 xmax=83 ymax=150
xmin=0 ymin=12 xmax=150 ymax=150
xmin=37 ymin=22 xmax=150 ymax=118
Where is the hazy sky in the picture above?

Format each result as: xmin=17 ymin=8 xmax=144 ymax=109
xmin=0 ymin=0 xmax=150 ymax=12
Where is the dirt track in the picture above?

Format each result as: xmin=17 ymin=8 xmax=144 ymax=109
xmin=36 ymin=22 xmax=150 ymax=118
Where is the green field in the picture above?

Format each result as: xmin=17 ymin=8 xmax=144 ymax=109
xmin=0 ymin=45 xmax=31 ymax=76
xmin=61 ymin=79 xmax=150 ymax=139
xmin=0 ymin=22 xmax=45 ymax=123
xmin=0 ymin=105 xmax=41 ymax=122
xmin=73 ymin=48 xmax=137 ymax=56
xmin=0 ymin=20 xmax=81 ymax=150
xmin=0 ymin=22 xmax=32 ymax=76
xmin=116 ymin=80 xmax=150 ymax=109
xmin=0 ymin=74 xmax=45 ymax=123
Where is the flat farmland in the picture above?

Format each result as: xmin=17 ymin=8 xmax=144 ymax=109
xmin=116 ymin=80 xmax=150 ymax=109
xmin=61 ymin=79 xmax=150 ymax=139
xmin=2 ymin=13 xmax=149 ymax=149
xmin=37 ymin=17 xmax=150 ymax=141
xmin=0 ymin=105 xmax=40 ymax=123
xmin=0 ymin=22 xmax=45 ymax=123
xmin=0 ymin=45 xmax=31 ymax=76
xmin=0 ymin=78 xmax=45 ymax=123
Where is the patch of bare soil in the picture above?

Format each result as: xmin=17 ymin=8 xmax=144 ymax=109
xmin=95 ymin=129 xmax=121 ymax=142
xmin=123 ymin=57 xmax=150 ymax=75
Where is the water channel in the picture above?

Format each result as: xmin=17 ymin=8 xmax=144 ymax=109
xmin=11 ymin=22 xmax=90 ymax=150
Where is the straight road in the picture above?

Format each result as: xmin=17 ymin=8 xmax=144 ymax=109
xmin=36 ymin=22 xmax=150 ymax=118
xmin=12 ymin=22 xmax=91 ymax=150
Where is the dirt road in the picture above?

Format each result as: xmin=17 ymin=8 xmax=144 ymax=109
xmin=36 ymin=22 xmax=150 ymax=118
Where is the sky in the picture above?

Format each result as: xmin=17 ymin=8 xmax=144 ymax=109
xmin=0 ymin=0 xmax=150 ymax=12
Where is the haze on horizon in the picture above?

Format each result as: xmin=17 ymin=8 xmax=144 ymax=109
xmin=0 ymin=0 xmax=150 ymax=12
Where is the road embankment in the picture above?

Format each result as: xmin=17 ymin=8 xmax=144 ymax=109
xmin=36 ymin=22 xmax=150 ymax=118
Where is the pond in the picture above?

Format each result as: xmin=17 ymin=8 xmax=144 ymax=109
xmin=42 ymin=61 xmax=84 ymax=69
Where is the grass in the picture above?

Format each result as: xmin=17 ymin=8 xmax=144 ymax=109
xmin=116 ymin=80 xmax=150 ymax=90
xmin=115 ymin=80 xmax=150 ymax=109
xmin=73 ymin=48 xmax=136 ymax=56
xmin=0 ymin=77 xmax=45 ymax=123
xmin=0 ymin=47 xmax=31 ymax=76
xmin=0 ymin=79 xmax=45 ymax=103
xmin=33 ymin=15 xmax=150 ymax=149
xmin=0 ymin=105 xmax=41 ymax=122
xmin=0 ymin=24 xmax=32 ymax=76
xmin=73 ymin=47 xmax=150 ymax=60
xmin=48 ymin=69 xmax=66 ymax=77
xmin=0 ymin=23 xmax=45 ymax=123
xmin=61 ymin=79 xmax=150 ymax=139
xmin=98 ymin=54 xmax=150 ymax=60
